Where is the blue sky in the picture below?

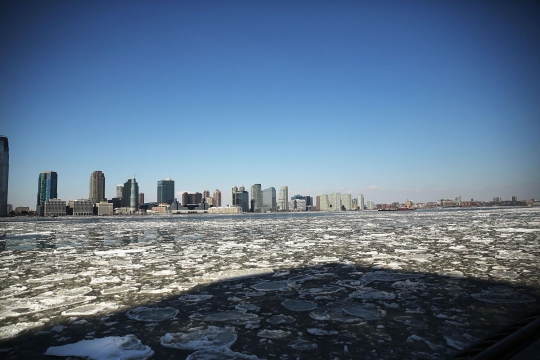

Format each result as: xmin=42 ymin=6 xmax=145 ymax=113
xmin=2 ymin=1 xmax=539 ymax=208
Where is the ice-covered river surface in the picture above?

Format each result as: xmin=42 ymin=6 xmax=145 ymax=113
xmin=0 ymin=208 xmax=539 ymax=359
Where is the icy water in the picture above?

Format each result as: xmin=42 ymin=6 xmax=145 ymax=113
xmin=0 ymin=208 xmax=539 ymax=359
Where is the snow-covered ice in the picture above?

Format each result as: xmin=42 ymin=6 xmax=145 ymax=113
xmin=44 ymin=335 xmax=153 ymax=359
xmin=0 ymin=208 xmax=539 ymax=358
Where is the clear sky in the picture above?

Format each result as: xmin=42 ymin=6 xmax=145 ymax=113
xmin=2 ymin=1 xmax=539 ymax=209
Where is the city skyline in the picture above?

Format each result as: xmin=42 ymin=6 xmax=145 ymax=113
xmin=1 ymin=2 xmax=539 ymax=209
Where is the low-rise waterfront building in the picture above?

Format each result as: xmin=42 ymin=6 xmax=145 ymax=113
xmin=97 ymin=201 xmax=113 ymax=215
xmin=208 ymin=206 xmax=242 ymax=214
xmin=73 ymin=199 xmax=94 ymax=215
xmin=44 ymin=198 xmax=66 ymax=216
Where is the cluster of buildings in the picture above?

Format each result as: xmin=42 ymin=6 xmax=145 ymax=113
xmin=1 ymin=136 xmax=539 ymax=217
xmin=32 ymin=170 xmax=223 ymax=216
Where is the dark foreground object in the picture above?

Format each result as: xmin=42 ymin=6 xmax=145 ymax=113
xmin=453 ymin=313 xmax=540 ymax=359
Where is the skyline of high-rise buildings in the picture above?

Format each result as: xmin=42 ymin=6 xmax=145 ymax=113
xmin=89 ymin=170 xmax=105 ymax=204
xmin=0 ymin=136 xmax=8 ymax=216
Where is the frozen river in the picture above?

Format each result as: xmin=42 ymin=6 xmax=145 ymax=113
xmin=0 ymin=208 xmax=539 ymax=359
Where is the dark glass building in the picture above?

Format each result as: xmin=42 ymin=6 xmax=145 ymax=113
xmin=0 ymin=136 xmax=8 ymax=216
xmin=37 ymin=171 xmax=58 ymax=216
xmin=157 ymin=178 xmax=175 ymax=204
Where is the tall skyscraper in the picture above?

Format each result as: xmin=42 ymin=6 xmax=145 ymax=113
xmin=358 ymin=194 xmax=365 ymax=210
xmin=89 ymin=171 xmax=105 ymax=204
xmin=121 ymin=176 xmax=139 ymax=211
xmin=130 ymin=176 xmax=138 ymax=211
xmin=116 ymin=185 xmax=123 ymax=198
xmin=329 ymin=192 xmax=342 ymax=211
xmin=37 ymin=171 xmax=58 ymax=216
xmin=0 ymin=136 xmax=8 ymax=216
xmin=138 ymin=192 xmax=145 ymax=205
xmin=213 ymin=189 xmax=222 ymax=207
xmin=250 ymin=184 xmax=262 ymax=212
xmin=278 ymin=186 xmax=289 ymax=211
xmin=203 ymin=190 xmax=210 ymax=198
xmin=342 ymin=193 xmax=352 ymax=210
xmin=262 ymin=187 xmax=276 ymax=212
xmin=157 ymin=178 xmax=175 ymax=204
xmin=319 ymin=194 xmax=330 ymax=211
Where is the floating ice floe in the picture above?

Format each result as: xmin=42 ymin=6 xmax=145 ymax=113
xmin=44 ymin=334 xmax=154 ymax=359
xmin=470 ymin=291 xmax=536 ymax=304
xmin=289 ymin=339 xmax=318 ymax=350
xmin=391 ymin=280 xmax=426 ymax=290
xmin=200 ymin=311 xmax=258 ymax=324
xmin=307 ymin=328 xmax=339 ymax=336
xmin=309 ymin=300 xmax=379 ymax=322
xmin=235 ymin=302 xmax=261 ymax=312
xmin=281 ymin=299 xmax=318 ymax=311
xmin=101 ymin=285 xmax=138 ymax=295
xmin=266 ymin=314 xmax=295 ymax=324
xmin=257 ymin=329 xmax=291 ymax=339
xmin=161 ymin=326 xmax=237 ymax=350
xmin=299 ymin=285 xmax=344 ymax=295
xmin=199 ymin=268 xmax=274 ymax=283
xmin=0 ymin=285 xmax=27 ymax=299
xmin=179 ymin=294 xmax=213 ymax=302
xmin=62 ymin=302 xmax=118 ymax=316
xmin=360 ymin=271 xmax=422 ymax=285
xmin=126 ymin=307 xmax=178 ymax=322
xmin=251 ymin=281 xmax=290 ymax=292
xmin=186 ymin=348 xmax=261 ymax=360
xmin=26 ymin=273 xmax=78 ymax=283
xmin=0 ymin=295 xmax=96 ymax=320
xmin=348 ymin=287 xmax=396 ymax=300
xmin=90 ymin=276 xmax=122 ymax=284
xmin=0 ymin=321 xmax=45 ymax=339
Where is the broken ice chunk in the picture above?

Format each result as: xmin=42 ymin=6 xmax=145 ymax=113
xmin=200 ymin=311 xmax=258 ymax=324
xmin=266 ymin=315 xmax=296 ymax=324
xmin=44 ymin=335 xmax=153 ymax=359
xmin=186 ymin=348 xmax=261 ymax=360
xmin=360 ymin=271 xmax=422 ymax=285
xmin=126 ymin=307 xmax=178 ymax=322
xmin=160 ymin=326 xmax=237 ymax=350
xmin=348 ymin=287 xmax=396 ymax=300
xmin=299 ymin=285 xmax=344 ymax=296
xmin=289 ymin=339 xmax=318 ymax=350
xmin=307 ymin=328 xmax=338 ymax=336
xmin=179 ymin=294 xmax=213 ymax=302
xmin=251 ymin=281 xmax=290 ymax=292
xmin=235 ymin=302 xmax=261 ymax=312
xmin=470 ymin=291 xmax=536 ymax=304
xmin=0 ymin=321 xmax=45 ymax=340
xmin=281 ymin=299 xmax=318 ymax=312
xmin=62 ymin=302 xmax=118 ymax=316
xmin=257 ymin=329 xmax=291 ymax=339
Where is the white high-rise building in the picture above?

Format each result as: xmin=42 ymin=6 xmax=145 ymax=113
xmin=366 ymin=200 xmax=375 ymax=210
xmin=329 ymin=192 xmax=342 ymax=211
xmin=278 ymin=186 xmax=289 ymax=211
xmin=319 ymin=194 xmax=330 ymax=211
xmin=342 ymin=193 xmax=352 ymax=210
xmin=358 ymin=194 xmax=365 ymax=210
